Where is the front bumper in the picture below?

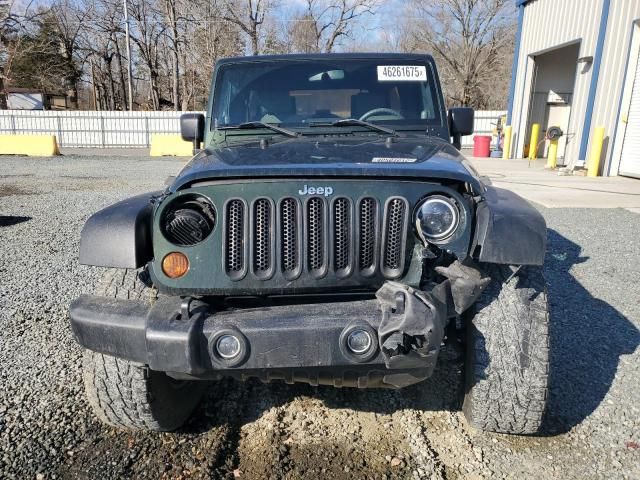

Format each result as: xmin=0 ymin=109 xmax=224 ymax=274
xmin=69 ymin=282 xmax=448 ymax=389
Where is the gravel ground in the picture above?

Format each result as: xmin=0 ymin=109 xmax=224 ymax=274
xmin=0 ymin=154 xmax=638 ymax=480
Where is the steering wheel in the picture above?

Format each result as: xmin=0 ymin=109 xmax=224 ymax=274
xmin=359 ymin=108 xmax=404 ymax=122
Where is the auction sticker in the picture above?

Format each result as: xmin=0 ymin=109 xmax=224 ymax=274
xmin=377 ymin=65 xmax=427 ymax=82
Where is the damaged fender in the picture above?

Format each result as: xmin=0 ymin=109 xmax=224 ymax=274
xmin=79 ymin=192 xmax=159 ymax=268
xmin=473 ymin=186 xmax=547 ymax=266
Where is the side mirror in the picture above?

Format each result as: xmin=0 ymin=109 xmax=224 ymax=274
xmin=180 ymin=113 xmax=205 ymax=143
xmin=448 ymin=107 xmax=474 ymax=149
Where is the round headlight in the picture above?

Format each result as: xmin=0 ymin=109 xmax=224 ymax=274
xmin=161 ymin=195 xmax=216 ymax=246
xmin=415 ymin=195 xmax=459 ymax=243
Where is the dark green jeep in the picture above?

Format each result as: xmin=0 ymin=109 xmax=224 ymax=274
xmin=70 ymin=54 xmax=549 ymax=435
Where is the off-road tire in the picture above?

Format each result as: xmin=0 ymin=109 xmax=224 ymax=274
xmin=82 ymin=268 xmax=205 ymax=431
xmin=463 ymin=264 xmax=550 ymax=434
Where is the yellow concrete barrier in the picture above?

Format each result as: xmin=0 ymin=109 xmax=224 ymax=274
xmin=502 ymin=125 xmax=512 ymax=160
xmin=587 ymin=126 xmax=606 ymax=177
xmin=150 ymin=134 xmax=197 ymax=157
xmin=528 ymin=123 xmax=540 ymax=160
xmin=0 ymin=134 xmax=60 ymax=156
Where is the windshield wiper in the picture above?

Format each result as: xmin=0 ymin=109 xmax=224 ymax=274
xmin=217 ymin=121 xmax=299 ymax=138
xmin=310 ymin=118 xmax=396 ymax=136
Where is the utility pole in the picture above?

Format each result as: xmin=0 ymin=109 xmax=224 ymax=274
xmin=123 ymin=0 xmax=134 ymax=111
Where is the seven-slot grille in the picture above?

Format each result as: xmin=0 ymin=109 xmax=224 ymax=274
xmin=223 ymin=196 xmax=409 ymax=281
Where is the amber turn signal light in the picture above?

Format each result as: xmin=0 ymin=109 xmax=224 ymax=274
xmin=162 ymin=252 xmax=189 ymax=279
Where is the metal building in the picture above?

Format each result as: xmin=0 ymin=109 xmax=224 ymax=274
xmin=508 ymin=0 xmax=640 ymax=178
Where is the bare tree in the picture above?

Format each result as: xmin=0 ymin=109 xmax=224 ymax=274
xmin=287 ymin=12 xmax=318 ymax=53
xmin=180 ymin=1 xmax=243 ymax=108
xmin=128 ymin=0 xmax=166 ymax=109
xmin=2 ymin=0 xmax=516 ymax=112
xmin=404 ymin=0 xmax=515 ymax=109
xmin=0 ymin=1 xmax=41 ymax=108
xmin=76 ymin=0 xmax=127 ymax=109
xmin=220 ymin=0 xmax=274 ymax=55
xmin=45 ymin=0 xmax=93 ymax=108
xmin=1 ymin=0 xmax=19 ymax=107
xmin=160 ymin=0 xmax=180 ymax=109
xmin=299 ymin=0 xmax=379 ymax=53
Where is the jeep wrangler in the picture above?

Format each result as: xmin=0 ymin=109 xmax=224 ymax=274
xmin=70 ymin=54 xmax=549 ymax=435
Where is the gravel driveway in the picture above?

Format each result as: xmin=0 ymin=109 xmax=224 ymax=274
xmin=0 ymin=154 xmax=638 ymax=480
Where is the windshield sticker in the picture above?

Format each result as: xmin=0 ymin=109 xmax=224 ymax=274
xmin=377 ymin=66 xmax=427 ymax=82
xmin=372 ymin=157 xmax=417 ymax=163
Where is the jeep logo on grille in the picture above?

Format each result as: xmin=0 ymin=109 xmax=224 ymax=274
xmin=298 ymin=185 xmax=334 ymax=197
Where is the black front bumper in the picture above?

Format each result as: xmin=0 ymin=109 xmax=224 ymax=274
xmin=69 ymin=282 xmax=447 ymax=389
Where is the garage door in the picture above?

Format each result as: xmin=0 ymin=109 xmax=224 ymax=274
xmin=619 ymin=50 xmax=640 ymax=178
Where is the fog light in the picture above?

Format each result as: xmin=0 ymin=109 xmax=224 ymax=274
xmin=216 ymin=334 xmax=241 ymax=359
xmin=347 ymin=329 xmax=373 ymax=354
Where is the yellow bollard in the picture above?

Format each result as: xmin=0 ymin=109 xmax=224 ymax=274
xmin=502 ymin=125 xmax=512 ymax=160
xmin=528 ymin=123 xmax=540 ymax=160
xmin=587 ymin=126 xmax=606 ymax=177
xmin=546 ymin=138 xmax=558 ymax=169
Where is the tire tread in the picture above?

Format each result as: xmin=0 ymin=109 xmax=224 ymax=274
xmin=82 ymin=268 xmax=203 ymax=431
xmin=463 ymin=264 xmax=550 ymax=434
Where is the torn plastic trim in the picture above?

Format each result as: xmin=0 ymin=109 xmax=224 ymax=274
xmin=434 ymin=260 xmax=491 ymax=315
xmin=374 ymin=261 xmax=488 ymax=374
xmin=376 ymin=281 xmax=447 ymax=370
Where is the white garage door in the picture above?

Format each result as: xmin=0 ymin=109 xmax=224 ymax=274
xmin=619 ymin=51 xmax=640 ymax=178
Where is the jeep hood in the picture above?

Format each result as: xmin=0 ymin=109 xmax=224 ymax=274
xmin=170 ymin=134 xmax=484 ymax=193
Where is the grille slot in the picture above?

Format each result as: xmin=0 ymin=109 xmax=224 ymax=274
xmin=333 ymin=198 xmax=351 ymax=275
xmin=280 ymin=198 xmax=300 ymax=278
xmin=382 ymin=198 xmax=408 ymax=278
xmin=224 ymin=200 xmax=246 ymax=278
xmin=252 ymin=199 xmax=274 ymax=278
xmin=358 ymin=198 xmax=378 ymax=275
xmin=306 ymin=197 xmax=326 ymax=275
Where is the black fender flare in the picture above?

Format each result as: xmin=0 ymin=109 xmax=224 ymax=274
xmin=79 ymin=192 xmax=160 ymax=268
xmin=472 ymin=186 xmax=547 ymax=266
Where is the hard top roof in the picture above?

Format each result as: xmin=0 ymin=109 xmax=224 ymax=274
xmin=216 ymin=52 xmax=435 ymax=65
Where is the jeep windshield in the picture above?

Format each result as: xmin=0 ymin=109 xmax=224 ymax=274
xmin=212 ymin=58 xmax=443 ymax=133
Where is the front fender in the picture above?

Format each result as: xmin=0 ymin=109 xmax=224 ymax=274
xmin=473 ymin=186 xmax=546 ymax=266
xmin=79 ymin=192 xmax=160 ymax=268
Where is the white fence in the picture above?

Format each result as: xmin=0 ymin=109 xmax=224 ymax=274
xmin=0 ymin=110 xmax=197 ymax=148
xmin=0 ymin=109 xmax=504 ymax=148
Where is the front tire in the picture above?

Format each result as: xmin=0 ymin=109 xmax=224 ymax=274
xmin=82 ymin=269 xmax=205 ymax=431
xmin=463 ymin=264 xmax=550 ymax=434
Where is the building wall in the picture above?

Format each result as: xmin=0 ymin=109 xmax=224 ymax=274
xmin=510 ymin=0 xmax=603 ymax=166
xmin=590 ymin=1 xmax=640 ymax=175
xmin=7 ymin=92 xmax=45 ymax=110
xmin=511 ymin=0 xmax=640 ymax=175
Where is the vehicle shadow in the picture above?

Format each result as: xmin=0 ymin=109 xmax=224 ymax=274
xmin=0 ymin=215 xmax=31 ymax=227
xmin=541 ymin=228 xmax=639 ymax=434
xmin=183 ymin=228 xmax=637 ymax=437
